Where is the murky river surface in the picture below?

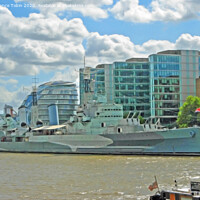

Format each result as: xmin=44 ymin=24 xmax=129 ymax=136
xmin=0 ymin=153 xmax=200 ymax=200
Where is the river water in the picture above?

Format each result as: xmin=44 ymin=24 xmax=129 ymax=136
xmin=0 ymin=153 xmax=200 ymax=200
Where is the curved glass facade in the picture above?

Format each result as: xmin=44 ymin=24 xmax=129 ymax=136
xmin=20 ymin=81 xmax=78 ymax=125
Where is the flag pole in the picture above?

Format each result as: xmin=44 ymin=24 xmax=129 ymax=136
xmin=155 ymin=176 xmax=160 ymax=193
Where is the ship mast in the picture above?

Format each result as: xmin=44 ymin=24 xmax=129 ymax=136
xmin=31 ymin=75 xmax=39 ymax=127
xmin=83 ymin=55 xmax=92 ymax=103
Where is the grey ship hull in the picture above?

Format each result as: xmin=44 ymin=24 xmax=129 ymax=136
xmin=1 ymin=127 xmax=200 ymax=155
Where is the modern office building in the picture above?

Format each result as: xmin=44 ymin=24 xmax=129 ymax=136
xmin=80 ymin=50 xmax=200 ymax=124
xmin=113 ymin=58 xmax=150 ymax=117
xmin=19 ymin=81 xmax=78 ymax=125
xmin=150 ymin=50 xmax=200 ymax=124
xmin=80 ymin=58 xmax=151 ymax=117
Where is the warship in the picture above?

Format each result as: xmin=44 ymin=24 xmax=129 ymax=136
xmin=1 ymin=95 xmax=200 ymax=155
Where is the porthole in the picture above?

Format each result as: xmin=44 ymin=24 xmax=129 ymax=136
xmin=101 ymin=122 xmax=106 ymax=127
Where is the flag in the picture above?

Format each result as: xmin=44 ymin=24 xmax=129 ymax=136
xmin=148 ymin=180 xmax=158 ymax=191
xmin=195 ymin=108 xmax=200 ymax=113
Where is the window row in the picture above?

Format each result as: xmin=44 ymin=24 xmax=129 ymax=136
xmin=114 ymin=63 xmax=149 ymax=70
xmin=114 ymin=71 xmax=149 ymax=77
xmin=154 ymin=71 xmax=179 ymax=77
xmin=115 ymin=91 xmax=149 ymax=97
xmin=154 ymin=86 xmax=179 ymax=93
xmin=153 ymin=63 xmax=179 ymax=70
xmin=150 ymin=55 xmax=180 ymax=63
xmin=115 ymin=77 xmax=149 ymax=83
xmin=153 ymin=94 xmax=180 ymax=101
xmin=115 ymin=84 xmax=149 ymax=90
xmin=154 ymin=78 xmax=179 ymax=85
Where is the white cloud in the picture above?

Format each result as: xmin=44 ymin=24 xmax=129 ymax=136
xmin=0 ymin=4 xmax=199 ymax=78
xmin=110 ymin=0 xmax=200 ymax=23
xmin=0 ymin=6 xmax=88 ymax=76
xmin=69 ymin=5 xmax=108 ymax=20
xmin=175 ymin=34 xmax=200 ymax=50
xmin=134 ymin=40 xmax=175 ymax=55
xmin=50 ymin=68 xmax=79 ymax=84
xmin=0 ymin=86 xmax=26 ymax=111
xmin=86 ymin=32 xmax=137 ymax=65
xmin=110 ymin=0 xmax=152 ymax=23
xmin=12 ymin=0 xmax=200 ymax=22
xmin=14 ymin=0 xmax=113 ymax=19
xmin=85 ymin=33 xmax=200 ymax=67
xmin=0 ymin=79 xmax=18 ymax=85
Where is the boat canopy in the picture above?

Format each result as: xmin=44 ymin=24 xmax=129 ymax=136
xmin=32 ymin=125 xmax=66 ymax=131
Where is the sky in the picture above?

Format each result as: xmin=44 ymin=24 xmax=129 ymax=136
xmin=0 ymin=0 xmax=200 ymax=112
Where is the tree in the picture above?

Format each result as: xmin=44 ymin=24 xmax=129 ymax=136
xmin=177 ymin=96 xmax=200 ymax=128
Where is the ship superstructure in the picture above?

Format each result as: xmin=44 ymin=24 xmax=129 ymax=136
xmin=1 ymin=95 xmax=200 ymax=155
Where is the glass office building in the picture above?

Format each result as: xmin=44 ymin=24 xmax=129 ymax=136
xmin=80 ymin=58 xmax=150 ymax=117
xmin=113 ymin=59 xmax=150 ymax=117
xmin=20 ymin=81 xmax=78 ymax=125
xmin=149 ymin=52 xmax=181 ymax=124
xmin=80 ymin=50 xmax=200 ymax=124
xmin=150 ymin=50 xmax=200 ymax=124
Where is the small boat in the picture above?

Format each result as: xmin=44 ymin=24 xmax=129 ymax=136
xmin=150 ymin=180 xmax=200 ymax=200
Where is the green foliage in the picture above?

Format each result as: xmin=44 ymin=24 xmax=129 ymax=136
xmin=123 ymin=112 xmax=146 ymax=124
xmin=123 ymin=112 xmax=129 ymax=118
xmin=138 ymin=116 xmax=145 ymax=124
xmin=177 ymin=96 xmax=200 ymax=128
